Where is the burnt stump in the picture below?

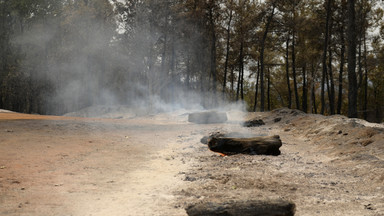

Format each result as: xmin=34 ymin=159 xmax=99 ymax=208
xmin=208 ymin=135 xmax=282 ymax=156
xmin=186 ymin=199 xmax=295 ymax=216
xmin=188 ymin=111 xmax=228 ymax=124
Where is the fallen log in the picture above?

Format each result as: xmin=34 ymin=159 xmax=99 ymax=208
xmin=186 ymin=199 xmax=295 ymax=216
xmin=188 ymin=111 xmax=228 ymax=124
xmin=208 ymin=135 xmax=282 ymax=156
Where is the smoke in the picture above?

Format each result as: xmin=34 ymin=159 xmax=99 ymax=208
xmin=11 ymin=0 xmax=246 ymax=117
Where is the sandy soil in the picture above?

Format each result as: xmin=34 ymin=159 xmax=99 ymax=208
xmin=0 ymin=108 xmax=383 ymax=215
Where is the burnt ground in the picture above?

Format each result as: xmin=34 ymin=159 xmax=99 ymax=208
xmin=0 ymin=108 xmax=383 ymax=215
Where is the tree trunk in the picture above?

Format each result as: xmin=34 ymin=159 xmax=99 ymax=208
xmin=325 ymin=65 xmax=331 ymax=113
xmin=328 ymin=47 xmax=335 ymax=115
xmin=169 ymin=35 xmax=176 ymax=103
xmin=328 ymin=13 xmax=335 ymax=115
xmin=291 ymin=28 xmax=300 ymax=110
xmin=230 ymin=65 xmax=234 ymax=98
xmin=260 ymin=45 xmax=265 ymax=111
xmin=321 ymin=0 xmax=332 ymax=115
xmin=236 ymin=42 xmax=243 ymax=101
xmin=147 ymin=38 xmax=155 ymax=106
xmin=337 ymin=15 xmax=345 ymax=114
xmin=357 ymin=3 xmax=364 ymax=91
xmin=357 ymin=37 xmax=363 ymax=89
xmin=312 ymin=85 xmax=318 ymax=114
xmin=363 ymin=32 xmax=368 ymax=120
xmin=267 ymin=67 xmax=271 ymax=111
xmin=161 ymin=14 xmax=168 ymax=77
xmin=209 ymin=3 xmax=217 ymax=104
xmin=0 ymin=2 xmax=9 ymax=109
xmin=357 ymin=29 xmax=363 ymax=117
xmin=199 ymin=41 xmax=207 ymax=106
xmin=222 ymin=8 xmax=233 ymax=100
xmin=302 ymin=65 xmax=307 ymax=113
xmin=311 ymin=63 xmax=318 ymax=114
xmin=199 ymin=48 xmax=204 ymax=93
xmin=374 ymin=87 xmax=381 ymax=122
xmin=253 ymin=60 xmax=260 ymax=112
xmin=240 ymin=51 xmax=244 ymax=100
xmin=260 ymin=5 xmax=275 ymax=112
xmin=236 ymin=68 xmax=240 ymax=101
xmin=186 ymin=56 xmax=191 ymax=89
xmin=285 ymin=36 xmax=292 ymax=109
xmin=347 ymin=0 xmax=358 ymax=118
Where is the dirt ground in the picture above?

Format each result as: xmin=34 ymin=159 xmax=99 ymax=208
xmin=0 ymin=108 xmax=383 ymax=216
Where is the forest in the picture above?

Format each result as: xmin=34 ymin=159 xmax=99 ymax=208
xmin=0 ymin=0 xmax=383 ymax=122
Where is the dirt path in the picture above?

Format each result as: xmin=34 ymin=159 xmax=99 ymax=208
xmin=1 ymin=110 xmax=383 ymax=216
xmin=0 ymin=112 xmax=196 ymax=215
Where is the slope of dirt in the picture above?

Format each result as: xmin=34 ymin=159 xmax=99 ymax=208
xmin=0 ymin=108 xmax=383 ymax=215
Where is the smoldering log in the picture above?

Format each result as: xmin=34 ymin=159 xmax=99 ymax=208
xmin=186 ymin=199 xmax=295 ymax=216
xmin=208 ymin=135 xmax=282 ymax=156
xmin=188 ymin=111 xmax=228 ymax=124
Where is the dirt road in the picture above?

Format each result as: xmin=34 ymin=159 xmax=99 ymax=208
xmin=0 ymin=109 xmax=383 ymax=215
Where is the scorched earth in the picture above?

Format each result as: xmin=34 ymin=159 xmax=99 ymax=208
xmin=0 ymin=107 xmax=383 ymax=216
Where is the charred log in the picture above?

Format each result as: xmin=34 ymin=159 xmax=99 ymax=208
xmin=208 ymin=135 xmax=282 ymax=156
xmin=186 ymin=199 xmax=295 ymax=216
xmin=200 ymin=132 xmax=255 ymax=144
xmin=243 ymin=119 xmax=265 ymax=127
xmin=188 ymin=111 xmax=228 ymax=124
